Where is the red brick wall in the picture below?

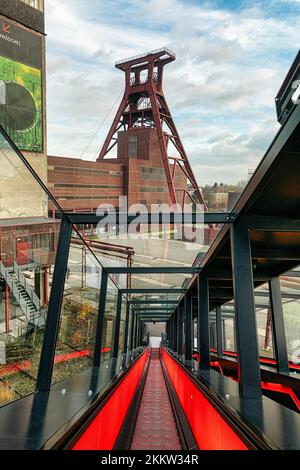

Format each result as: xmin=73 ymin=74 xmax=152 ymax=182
xmin=47 ymin=128 xmax=187 ymax=213
xmin=47 ymin=156 xmax=124 ymax=212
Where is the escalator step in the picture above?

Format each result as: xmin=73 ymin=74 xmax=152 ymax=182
xmin=130 ymin=348 xmax=182 ymax=450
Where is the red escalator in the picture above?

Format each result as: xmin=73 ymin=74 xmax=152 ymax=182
xmin=130 ymin=348 xmax=181 ymax=450
xmin=50 ymin=346 xmax=276 ymax=450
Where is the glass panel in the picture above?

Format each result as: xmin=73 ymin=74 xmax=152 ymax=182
xmin=257 ymin=307 xmax=274 ymax=359
xmin=223 ymin=318 xmax=236 ymax=352
xmin=51 ymin=237 xmax=101 ymax=384
xmin=280 ymin=271 xmax=300 ymax=364
xmin=0 ymin=128 xmax=61 ymax=406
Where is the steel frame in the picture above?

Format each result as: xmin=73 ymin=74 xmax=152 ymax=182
xmin=96 ymin=49 xmax=207 ymax=209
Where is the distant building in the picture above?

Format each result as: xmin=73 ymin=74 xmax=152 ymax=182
xmin=208 ymin=192 xmax=228 ymax=210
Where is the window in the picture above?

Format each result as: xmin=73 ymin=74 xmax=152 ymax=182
xmin=128 ymin=134 xmax=138 ymax=157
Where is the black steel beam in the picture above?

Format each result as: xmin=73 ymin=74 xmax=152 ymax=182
xmin=230 ymin=220 xmax=262 ymax=399
xmin=245 ymin=215 xmax=300 ymax=231
xmin=198 ymin=276 xmax=210 ymax=370
xmin=269 ymin=278 xmax=289 ymax=374
xmin=129 ymin=309 xmax=135 ymax=351
xmin=134 ymin=305 xmax=174 ymax=312
xmin=177 ymin=303 xmax=183 ymax=356
xmin=112 ymin=291 xmax=123 ymax=358
xmin=106 ymin=266 xmax=198 ymax=274
xmin=93 ymin=269 xmax=108 ymax=366
xmin=129 ymin=299 xmax=178 ymax=304
xmin=216 ymin=306 xmax=223 ymax=357
xmin=122 ymin=302 xmax=130 ymax=354
xmin=121 ymin=288 xmax=185 ymax=294
xmin=184 ymin=292 xmax=193 ymax=361
xmin=64 ymin=212 xmax=234 ymax=225
xmin=173 ymin=311 xmax=178 ymax=352
xmin=36 ymin=217 xmax=73 ymax=392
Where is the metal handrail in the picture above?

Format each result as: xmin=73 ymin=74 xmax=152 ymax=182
xmin=13 ymin=261 xmax=41 ymax=310
xmin=0 ymin=261 xmax=32 ymax=318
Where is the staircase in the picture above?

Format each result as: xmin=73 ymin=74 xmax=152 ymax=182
xmin=0 ymin=261 xmax=44 ymax=329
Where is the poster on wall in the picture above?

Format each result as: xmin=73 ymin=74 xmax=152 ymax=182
xmin=0 ymin=16 xmax=43 ymax=152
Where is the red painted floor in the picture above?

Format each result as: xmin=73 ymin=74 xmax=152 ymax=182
xmin=130 ymin=348 xmax=182 ymax=450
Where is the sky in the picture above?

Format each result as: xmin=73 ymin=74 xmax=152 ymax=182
xmin=45 ymin=0 xmax=300 ymax=186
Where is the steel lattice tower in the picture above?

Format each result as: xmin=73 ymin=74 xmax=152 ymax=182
xmin=97 ymin=48 xmax=207 ymax=209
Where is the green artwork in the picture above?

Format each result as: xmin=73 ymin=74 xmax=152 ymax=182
xmin=0 ymin=56 xmax=42 ymax=152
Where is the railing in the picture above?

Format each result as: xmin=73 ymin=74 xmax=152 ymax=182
xmin=13 ymin=261 xmax=41 ymax=311
xmin=115 ymin=47 xmax=176 ymax=66
xmin=0 ymin=262 xmax=33 ymax=319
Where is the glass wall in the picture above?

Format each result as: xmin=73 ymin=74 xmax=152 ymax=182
xmin=0 ymin=129 xmax=61 ymax=406
xmin=51 ymin=241 xmax=101 ymax=383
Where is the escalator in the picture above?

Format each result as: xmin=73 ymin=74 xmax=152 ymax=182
xmin=130 ymin=348 xmax=182 ymax=450
xmin=46 ymin=346 xmax=285 ymax=450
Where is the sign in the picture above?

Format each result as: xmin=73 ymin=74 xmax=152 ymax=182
xmin=0 ymin=16 xmax=43 ymax=152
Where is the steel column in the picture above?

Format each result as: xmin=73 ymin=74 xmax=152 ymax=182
xmin=269 ymin=277 xmax=289 ymax=374
xmin=177 ymin=304 xmax=183 ymax=356
xmin=133 ymin=316 xmax=139 ymax=349
xmin=216 ymin=306 xmax=223 ymax=357
xmin=129 ymin=309 xmax=135 ymax=351
xmin=230 ymin=221 xmax=262 ymax=399
xmin=112 ymin=291 xmax=123 ymax=358
xmin=93 ymin=269 xmax=108 ymax=366
xmin=36 ymin=217 xmax=72 ymax=391
xmin=197 ymin=275 xmax=210 ymax=370
xmin=184 ymin=292 xmax=192 ymax=361
xmin=122 ymin=302 xmax=130 ymax=354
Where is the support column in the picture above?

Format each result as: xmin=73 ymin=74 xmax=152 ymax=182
xmin=216 ymin=306 xmax=223 ymax=357
xmin=269 ymin=277 xmax=289 ymax=374
xmin=122 ymin=302 xmax=130 ymax=354
xmin=184 ymin=292 xmax=192 ymax=361
xmin=93 ymin=270 xmax=108 ymax=366
xmin=133 ymin=315 xmax=139 ymax=349
xmin=44 ymin=268 xmax=49 ymax=305
xmin=198 ymin=275 xmax=210 ymax=370
xmin=230 ymin=221 xmax=262 ymax=399
xmin=36 ymin=217 xmax=72 ymax=392
xmin=173 ymin=311 xmax=178 ymax=352
xmin=112 ymin=291 xmax=122 ymax=358
xmin=177 ymin=303 xmax=183 ymax=356
xmin=129 ymin=309 xmax=135 ymax=351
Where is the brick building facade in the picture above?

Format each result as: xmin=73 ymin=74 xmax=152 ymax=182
xmin=48 ymin=127 xmax=188 ymax=213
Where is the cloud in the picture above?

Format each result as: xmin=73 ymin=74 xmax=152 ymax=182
xmin=45 ymin=0 xmax=299 ymax=185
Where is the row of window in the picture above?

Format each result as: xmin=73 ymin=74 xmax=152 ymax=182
xmin=57 ymin=196 xmax=119 ymax=200
xmin=140 ymin=186 xmax=168 ymax=193
xmin=50 ymin=166 xmax=123 ymax=176
xmin=54 ymin=184 xmax=123 ymax=189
